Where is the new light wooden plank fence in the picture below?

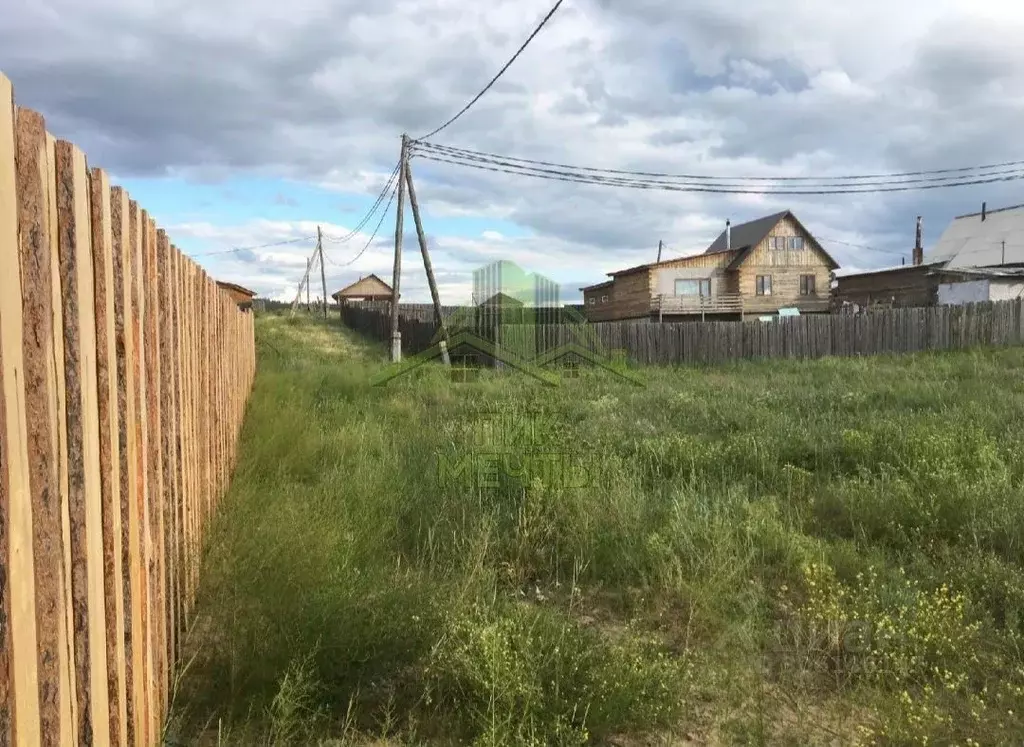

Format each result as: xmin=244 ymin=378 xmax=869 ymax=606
xmin=341 ymin=298 xmax=1024 ymax=367
xmin=0 ymin=72 xmax=255 ymax=746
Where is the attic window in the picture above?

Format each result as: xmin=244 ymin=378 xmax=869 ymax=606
xmin=772 ymin=236 xmax=804 ymax=250
xmin=601 ymin=295 xmax=609 ymax=303
xmin=588 ymin=297 xmax=596 ymax=305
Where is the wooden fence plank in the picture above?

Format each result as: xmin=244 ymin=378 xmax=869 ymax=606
xmin=155 ymin=231 xmax=173 ymax=712
xmin=141 ymin=214 xmax=164 ymax=736
xmin=89 ymin=167 xmax=128 ymax=747
xmin=55 ymin=138 xmax=112 ymax=747
xmin=0 ymin=71 xmax=41 ymax=747
xmin=110 ymin=186 xmax=140 ymax=747
xmin=49 ymin=136 xmax=74 ymax=743
xmin=46 ymin=129 xmax=79 ymax=747
xmin=133 ymin=206 xmax=153 ymax=747
xmin=15 ymin=106 xmax=69 ymax=747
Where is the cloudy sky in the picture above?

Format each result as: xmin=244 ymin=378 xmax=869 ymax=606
xmin=5 ymin=0 xmax=1024 ymax=302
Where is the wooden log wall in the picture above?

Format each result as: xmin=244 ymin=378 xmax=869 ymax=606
xmin=0 ymin=72 xmax=256 ymax=746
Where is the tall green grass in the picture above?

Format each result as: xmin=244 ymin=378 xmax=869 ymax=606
xmin=170 ymin=312 xmax=1024 ymax=745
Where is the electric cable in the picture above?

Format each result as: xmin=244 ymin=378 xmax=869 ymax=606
xmin=417 ymin=0 xmax=566 ymax=140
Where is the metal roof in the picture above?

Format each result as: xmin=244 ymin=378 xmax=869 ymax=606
xmin=927 ymin=203 xmax=1024 ymax=269
xmin=932 ymin=265 xmax=1024 ymax=278
xmin=832 ymin=262 xmax=937 ymax=278
xmin=704 ymin=210 xmax=789 ymax=254
xmin=705 ymin=210 xmax=840 ymax=269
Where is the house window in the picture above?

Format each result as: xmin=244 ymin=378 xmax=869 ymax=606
xmin=799 ymin=274 xmax=816 ymax=295
xmin=675 ymin=278 xmax=712 ymax=296
xmin=601 ymin=295 xmax=608 ymax=303
xmin=789 ymin=236 xmax=804 ymax=250
xmin=588 ymin=297 xmax=595 ymax=306
xmin=756 ymin=275 xmax=772 ymax=296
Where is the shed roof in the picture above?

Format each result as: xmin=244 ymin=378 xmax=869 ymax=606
xmin=832 ymin=263 xmax=940 ymax=279
xmin=331 ymin=273 xmax=394 ymax=300
xmin=216 ymin=281 xmax=256 ymax=297
xmin=927 ymin=203 xmax=1024 ymax=269
xmin=607 ymin=252 xmax=722 ymax=278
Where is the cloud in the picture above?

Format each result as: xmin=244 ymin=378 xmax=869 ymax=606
xmin=5 ymin=0 xmax=1024 ymax=301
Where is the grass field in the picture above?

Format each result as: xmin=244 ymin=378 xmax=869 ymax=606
xmin=170 ymin=312 xmax=1024 ymax=745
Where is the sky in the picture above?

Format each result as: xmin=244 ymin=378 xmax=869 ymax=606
xmin=4 ymin=0 xmax=1024 ymax=303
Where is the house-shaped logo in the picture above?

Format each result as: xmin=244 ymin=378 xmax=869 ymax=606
xmin=371 ymin=260 xmax=644 ymax=387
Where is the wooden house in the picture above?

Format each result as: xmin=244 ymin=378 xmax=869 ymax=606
xmin=833 ymin=203 xmax=1024 ymax=310
xmin=581 ymin=210 xmax=838 ymax=322
xmin=331 ymin=274 xmax=395 ymax=310
xmin=216 ymin=281 xmax=257 ymax=311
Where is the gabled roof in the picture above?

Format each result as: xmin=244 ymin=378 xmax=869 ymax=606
xmin=705 ymin=211 xmax=790 ymax=255
xmin=216 ymin=280 xmax=256 ymax=297
xmin=928 ymin=203 xmax=1024 ymax=269
xmin=332 ymin=273 xmax=393 ymax=300
xmin=579 ymin=280 xmax=614 ymax=291
xmin=705 ymin=210 xmax=840 ymax=271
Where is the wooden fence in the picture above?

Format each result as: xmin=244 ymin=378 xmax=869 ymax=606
xmin=0 ymin=73 xmax=255 ymax=745
xmin=342 ymin=298 xmax=1024 ymax=366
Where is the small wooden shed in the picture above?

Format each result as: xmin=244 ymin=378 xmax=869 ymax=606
xmin=216 ymin=281 xmax=257 ymax=311
xmin=331 ymin=274 xmax=396 ymax=307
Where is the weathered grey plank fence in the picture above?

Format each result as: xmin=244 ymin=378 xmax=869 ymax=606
xmin=342 ymin=299 xmax=1024 ymax=366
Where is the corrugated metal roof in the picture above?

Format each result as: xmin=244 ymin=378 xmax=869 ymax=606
xmin=927 ymin=204 xmax=1024 ymax=268
xmin=934 ymin=265 xmax=1024 ymax=278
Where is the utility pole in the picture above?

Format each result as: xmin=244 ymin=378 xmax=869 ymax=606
xmin=389 ymin=134 xmax=409 ymax=362
xmin=405 ymin=160 xmax=451 ymax=366
xmin=317 ymin=225 xmax=328 ymax=319
xmin=290 ymin=249 xmax=316 ymax=317
xmin=1002 ymin=240 xmax=1007 ymax=265
xmin=657 ymin=239 xmax=663 ymax=263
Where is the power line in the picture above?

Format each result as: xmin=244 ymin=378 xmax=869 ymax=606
xmin=186 ymin=235 xmax=316 ymax=258
xmin=414 ymin=150 xmax=1024 ymax=195
xmin=417 ymin=0 xmax=566 ymax=140
xmin=818 ymin=236 xmax=906 ymax=256
xmin=412 ymin=139 xmax=1024 ymax=184
xmin=324 ymin=179 xmax=401 ymax=268
xmin=321 ymin=161 xmax=402 ymax=244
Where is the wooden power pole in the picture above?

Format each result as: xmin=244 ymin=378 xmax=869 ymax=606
xmin=657 ymin=239 xmax=663 ymax=263
xmin=389 ymin=134 xmax=409 ymax=362
xmin=317 ymin=225 xmax=328 ymax=318
xmin=290 ymin=249 xmax=316 ymax=317
xmin=405 ymin=159 xmax=450 ymax=365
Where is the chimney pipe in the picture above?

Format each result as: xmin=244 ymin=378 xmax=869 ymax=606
xmin=982 ymin=202 xmax=987 ymax=222
xmin=725 ymin=219 xmax=731 ymax=250
xmin=912 ymin=215 xmax=923 ymax=266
